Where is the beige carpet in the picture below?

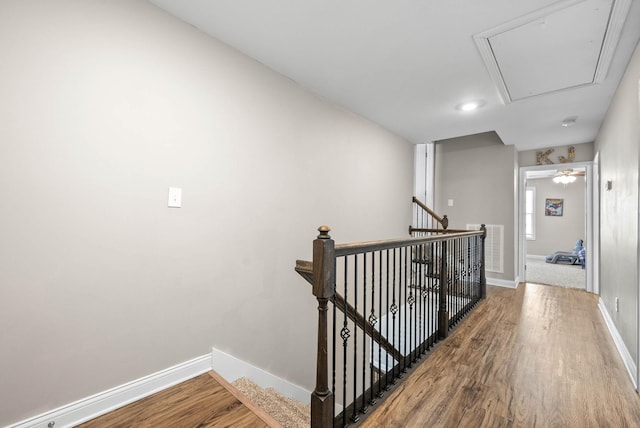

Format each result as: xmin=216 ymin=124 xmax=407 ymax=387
xmin=232 ymin=377 xmax=310 ymax=428
xmin=526 ymin=256 xmax=586 ymax=289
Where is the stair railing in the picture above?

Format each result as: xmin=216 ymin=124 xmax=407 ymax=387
xmin=296 ymin=225 xmax=486 ymax=427
xmin=409 ymin=196 xmax=449 ymax=236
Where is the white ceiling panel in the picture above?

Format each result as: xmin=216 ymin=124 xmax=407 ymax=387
xmin=490 ymin=0 xmax=612 ymax=100
xmin=489 ymin=0 xmax=613 ymax=100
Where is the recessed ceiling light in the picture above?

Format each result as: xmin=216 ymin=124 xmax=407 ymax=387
xmin=561 ymin=116 xmax=578 ymax=127
xmin=456 ymin=100 xmax=486 ymax=112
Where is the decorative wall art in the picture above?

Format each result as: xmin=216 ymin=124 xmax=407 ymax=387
xmin=536 ymin=146 xmax=576 ymax=165
xmin=536 ymin=148 xmax=554 ymax=165
xmin=545 ymin=198 xmax=564 ymax=216
xmin=558 ymin=146 xmax=575 ymax=163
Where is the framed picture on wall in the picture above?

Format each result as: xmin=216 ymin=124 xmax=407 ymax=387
xmin=545 ymin=198 xmax=563 ymax=216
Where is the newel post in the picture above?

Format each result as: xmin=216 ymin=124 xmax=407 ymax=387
xmin=311 ymin=225 xmax=335 ymax=428
xmin=480 ymin=224 xmax=487 ymax=299
xmin=438 ymin=239 xmax=449 ymax=339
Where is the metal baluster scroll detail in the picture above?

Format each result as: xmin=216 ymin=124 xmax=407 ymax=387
xmin=340 ymin=326 xmax=351 ymax=341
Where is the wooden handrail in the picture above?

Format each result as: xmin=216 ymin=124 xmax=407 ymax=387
xmin=334 ymin=230 xmax=482 ymax=257
xmin=408 ymin=228 xmax=469 ymax=235
xmin=412 ymin=196 xmax=448 ymax=229
xmin=294 ymin=260 xmax=313 ymax=284
xmin=412 ymin=196 xmax=442 ymax=222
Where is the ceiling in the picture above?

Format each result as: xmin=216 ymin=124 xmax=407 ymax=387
xmin=148 ymin=0 xmax=640 ymax=151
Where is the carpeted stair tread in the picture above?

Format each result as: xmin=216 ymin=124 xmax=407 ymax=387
xmin=232 ymin=377 xmax=310 ymax=428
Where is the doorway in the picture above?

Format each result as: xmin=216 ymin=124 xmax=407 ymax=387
xmin=518 ymin=162 xmax=595 ymax=292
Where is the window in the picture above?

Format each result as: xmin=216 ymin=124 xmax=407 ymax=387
xmin=525 ymin=187 xmax=536 ymax=240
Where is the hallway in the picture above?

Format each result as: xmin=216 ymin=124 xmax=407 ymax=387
xmin=361 ymin=283 xmax=640 ymax=427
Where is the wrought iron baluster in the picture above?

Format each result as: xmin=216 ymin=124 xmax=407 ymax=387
xmin=476 ymin=235 xmax=481 ymax=300
xmin=465 ymin=237 xmax=470 ymax=312
xmin=436 ymin=241 xmax=441 ymax=343
xmin=385 ymin=249 xmax=390 ymax=390
xmin=418 ymin=243 xmax=423 ymax=361
xmin=449 ymin=239 xmax=454 ymax=325
xmin=430 ymin=242 xmax=435 ymax=347
xmin=332 ymin=275 xmax=336 ymax=417
xmin=427 ymin=242 xmax=433 ymax=349
xmin=408 ymin=245 xmax=415 ymax=367
xmin=368 ymin=251 xmax=377 ymax=406
xmin=472 ymin=237 xmax=477 ymax=297
xmin=351 ymin=255 xmax=359 ymax=423
xmin=390 ymin=248 xmax=398 ymax=383
xmin=461 ymin=238 xmax=464 ymax=314
xmin=421 ymin=247 xmax=428 ymax=356
xmin=432 ymin=241 xmax=437 ymax=346
xmin=415 ymin=244 xmax=421 ymax=360
xmin=470 ymin=237 xmax=474 ymax=302
xmin=460 ymin=238 xmax=464 ymax=314
xmin=341 ymin=256 xmax=349 ymax=428
xmin=456 ymin=239 xmax=460 ymax=313
xmin=468 ymin=237 xmax=472 ymax=303
xmin=361 ymin=253 xmax=368 ymax=415
xmin=425 ymin=243 xmax=430 ymax=352
xmin=473 ymin=237 xmax=477 ymax=300
xmin=403 ymin=245 xmax=408 ymax=372
xmin=447 ymin=240 xmax=451 ymax=325
xmin=453 ymin=238 xmax=458 ymax=320
xmin=462 ymin=237 xmax=466 ymax=314
xmin=438 ymin=239 xmax=449 ymax=339
xmin=449 ymin=240 xmax=453 ymax=324
xmin=478 ymin=235 xmax=482 ymax=299
xmin=377 ymin=250 xmax=383 ymax=397
xmin=415 ymin=246 xmax=419 ymax=358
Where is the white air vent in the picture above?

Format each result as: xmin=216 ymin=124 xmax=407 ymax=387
xmin=467 ymin=224 xmax=504 ymax=274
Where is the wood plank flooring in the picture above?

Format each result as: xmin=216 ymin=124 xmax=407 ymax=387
xmin=360 ymin=283 xmax=640 ymax=427
xmin=76 ymin=372 xmax=281 ymax=428
xmin=74 ymin=283 xmax=640 ymax=427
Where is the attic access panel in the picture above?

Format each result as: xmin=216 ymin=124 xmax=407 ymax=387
xmin=474 ymin=0 xmax=631 ymax=103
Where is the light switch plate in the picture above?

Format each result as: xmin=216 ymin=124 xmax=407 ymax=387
xmin=168 ymin=187 xmax=182 ymax=208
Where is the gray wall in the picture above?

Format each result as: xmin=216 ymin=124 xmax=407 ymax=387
xmin=434 ymin=132 xmax=517 ymax=283
xmin=526 ymin=177 xmax=586 ymax=256
xmin=0 ymin=1 xmax=414 ymax=425
xmin=595 ymin=41 xmax=640 ymax=366
xmin=519 ymin=142 xmax=594 ymax=167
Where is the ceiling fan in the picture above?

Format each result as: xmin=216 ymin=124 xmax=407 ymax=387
xmin=553 ymin=168 xmax=585 ymax=184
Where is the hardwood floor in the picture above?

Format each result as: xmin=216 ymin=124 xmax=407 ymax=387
xmin=76 ymin=372 xmax=281 ymax=428
xmin=74 ymin=283 xmax=640 ymax=427
xmin=360 ymin=283 xmax=640 ymax=427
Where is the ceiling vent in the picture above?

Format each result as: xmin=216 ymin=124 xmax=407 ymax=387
xmin=474 ymin=0 xmax=632 ymax=104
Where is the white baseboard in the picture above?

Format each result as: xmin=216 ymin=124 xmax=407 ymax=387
xmin=9 ymin=354 xmax=212 ymax=428
xmin=526 ymin=254 xmax=547 ymax=261
xmin=486 ymin=276 xmax=519 ymax=288
xmin=598 ymin=298 xmax=637 ymax=389
xmin=211 ymin=347 xmax=311 ymax=404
